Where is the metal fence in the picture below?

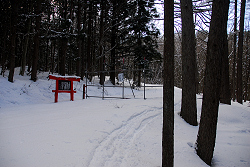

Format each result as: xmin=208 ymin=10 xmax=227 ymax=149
xmin=83 ymin=69 xmax=162 ymax=100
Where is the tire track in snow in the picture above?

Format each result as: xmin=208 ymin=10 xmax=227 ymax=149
xmin=88 ymin=107 xmax=161 ymax=167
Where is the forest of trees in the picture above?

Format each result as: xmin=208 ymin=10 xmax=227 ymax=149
xmin=0 ymin=0 xmax=249 ymax=166
xmin=0 ymin=0 xmax=161 ymax=85
xmin=162 ymin=0 xmax=249 ymax=166
xmin=0 ymin=0 xmax=249 ymax=101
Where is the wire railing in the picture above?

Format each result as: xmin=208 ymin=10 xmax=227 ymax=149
xmin=83 ymin=69 xmax=163 ymax=100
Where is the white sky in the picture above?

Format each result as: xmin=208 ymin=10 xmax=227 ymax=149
xmin=153 ymin=0 xmax=250 ymax=35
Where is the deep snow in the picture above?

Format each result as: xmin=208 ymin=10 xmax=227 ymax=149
xmin=0 ymin=69 xmax=249 ymax=167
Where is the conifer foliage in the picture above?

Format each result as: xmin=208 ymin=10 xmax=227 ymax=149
xmin=0 ymin=0 xmax=161 ymax=84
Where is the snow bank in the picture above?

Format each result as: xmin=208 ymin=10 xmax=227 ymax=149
xmin=0 ymin=69 xmax=249 ymax=167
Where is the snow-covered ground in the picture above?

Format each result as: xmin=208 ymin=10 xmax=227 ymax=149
xmin=0 ymin=68 xmax=249 ymax=167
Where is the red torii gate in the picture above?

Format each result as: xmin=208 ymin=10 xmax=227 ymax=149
xmin=49 ymin=75 xmax=81 ymax=103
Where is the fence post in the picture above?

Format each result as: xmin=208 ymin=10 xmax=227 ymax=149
xmin=122 ymin=79 xmax=125 ymax=99
xmin=102 ymin=83 xmax=104 ymax=100
xmin=83 ymin=84 xmax=86 ymax=99
xmin=144 ymin=70 xmax=146 ymax=100
xmin=85 ymin=63 xmax=88 ymax=99
xmin=144 ymin=57 xmax=146 ymax=100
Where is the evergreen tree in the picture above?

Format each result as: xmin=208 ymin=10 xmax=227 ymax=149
xmin=8 ymin=0 xmax=19 ymax=82
xmin=237 ymin=0 xmax=246 ymax=104
xmin=232 ymin=0 xmax=237 ymax=101
xmin=19 ymin=1 xmax=33 ymax=76
xmin=110 ymin=0 xmax=117 ymax=85
xmin=195 ymin=0 xmax=230 ymax=165
xmin=125 ymin=0 xmax=161 ymax=87
xmin=31 ymin=0 xmax=42 ymax=81
xmin=0 ymin=0 xmax=11 ymax=76
xmin=162 ymin=0 xmax=174 ymax=166
xmin=220 ymin=28 xmax=231 ymax=105
xmin=180 ymin=0 xmax=198 ymax=126
xmin=99 ymin=0 xmax=106 ymax=85
xmin=58 ymin=0 xmax=69 ymax=76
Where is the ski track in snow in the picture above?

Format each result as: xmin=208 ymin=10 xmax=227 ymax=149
xmin=88 ymin=107 xmax=162 ymax=167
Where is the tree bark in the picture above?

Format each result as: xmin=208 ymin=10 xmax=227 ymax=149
xmin=8 ymin=0 xmax=18 ymax=82
xmin=99 ymin=0 xmax=105 ymax=85
xmin=232 ymin=0 xmax=237 ymax=101
xmin=237 ymin=0 xmax=246 ymax=104
xmin=58 ymin=0 xmax=68 ymax=76
xmin=20 ymin=12 xmax=32 ymax=76
xmin=220 ymin=29 xmax=231 ymax=105
xmin=110 ymin=0 xmax=117 ymax=85
xmin=162 ymin=0 xmax=174 ymax=166
xmin=45 ymin=4 xmax=51 ymax=72
xmin=76 ymin=0 xmax=82 ymax=77
xmin=244 ymin=33 xmax=250 ymax=101
xmin=180 ymin=0 xmax=198 ymax=126
xmin=31 ymin=0 xmax=41 ymax=81
xmin=1 ymin=30 xmax=7 ymax=76
xmin=87 ymin=1 xmax=93 ymax=81
xmin=195 ymin=0 xmax=229 ymax=165
xmin=81 ymin=4 xmax=87 ymax=80
xmin=51 ymin=41 xmax=55 ymax=74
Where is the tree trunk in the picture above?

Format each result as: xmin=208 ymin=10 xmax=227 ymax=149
xmin=245 ymin=50 xmax=250 ymax=101
xmin=137 ymin=70 xmax=141 ymax=87
xmin=110 ymin=0 xmax=117 ymax=85
xmin=99 ymin=0 xmax=105 ymax=85
xmin=31 ymin=0 xmax=41 ymax=81
xmin=51 ymin=41 xmax=55 ymax=74
xmin=232 ymin=0 xmax=237 ymax=101
xmin=1 ymin=24 xmax=8 ymax=76
xmin=45 ymin=6 xmax=51 ymax=72
xmin=220 ymin=29 xmax=231 ymax=105
xmin=81 ymin=4 xmax=87 ymax=80
xmin=236 ymin=0 xmax=246 ymax=104
xmin=137 ymin=35 xmax=142 ymax=87
xmin=59 ymin=39 xmax=67 ymax=76
xmin=180 ymin=0 xmax=198 ymax=126
xmin=58 ymin=0 xmax=68 ymax=76
xmin=87 ymin=1 xmax=93 ymax=81
xmin=8 ymin=0 xmax=18 ymax=82
xmin=195 ymin=0 xmax=229 ymax=165
xmin=92 ymin=7 xmax=97 ymax=78
xmin=20 ymin=14 xmax=32 ymax=76
xmin=76 ymin=0 xmax=82 ymax=77
xmin=162 ymin=0 xmax=174 ymax=166
xmin=27 ymin=38 xmax=32 ymax=72
xmin=244 ymin=33 xmax=250 ymax=101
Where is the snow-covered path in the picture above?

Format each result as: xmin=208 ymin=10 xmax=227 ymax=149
xmin=0 ymin=97 xmax=165 ymax=167
xmin=88 ymin=107 xmax=162 ymax=167
xmin=0 ymin=73 xmax=250 ymax=167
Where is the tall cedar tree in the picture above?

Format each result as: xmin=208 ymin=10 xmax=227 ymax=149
xmin=245 ymin=33 xmax=250 ymax=101
xmin=162 ymin=0 xmax=174 ymax=166
xmin=58 ymin=0 xmax=68 ymax=76
xmin=31 ymin=0 xmax=41 ymax=81
xmin=110 ymin=0 xmax=117 ymax=85
xmin=8 ymin=0 xmax=18 ymax=82
xmin=86 ymin=1 xmax=93 ymax=81
xmin=220 ymin=27 xmax=231 ymax=105
xmin=99 ymin=0 xmax=105 ymax=85
xmin=237 ymin=0 xmax=246 ymax=104
xmin=232 ymin=0 xmax=237 ymax=101
xmin=0 ymin=1 xmax=11 ymax=76
xmin=76 ymin=0 xmax=82 ymax=77
xmin=20 ymin=2 xmax=32 ymax=76
xmin=195 ymin=0 xmax=229 ymax=165
xmin=126 ymin=0 xmax=161 ymax=87
xmin=180 ymin=0 xmax=198 ymax=126
xmin=81 ymin=2 xmax=87 ymax=80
